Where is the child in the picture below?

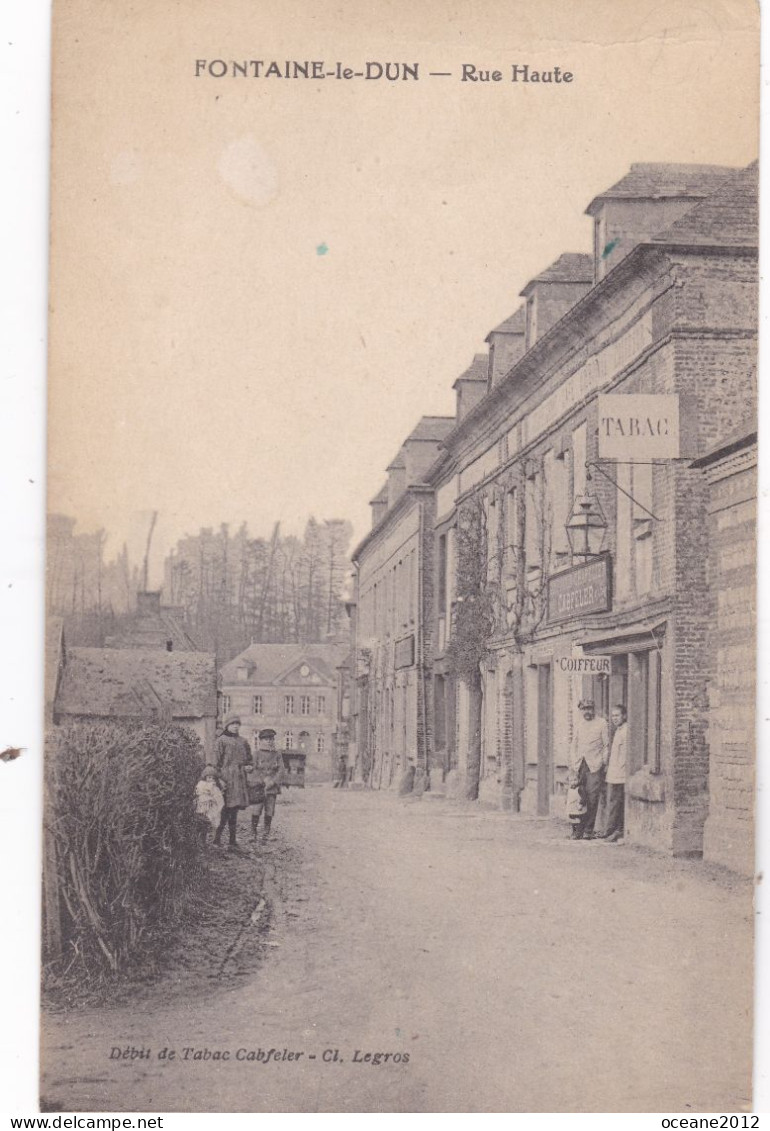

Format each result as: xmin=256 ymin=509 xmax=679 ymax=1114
xmin=195 ymin=765 xmax=224 ymax=846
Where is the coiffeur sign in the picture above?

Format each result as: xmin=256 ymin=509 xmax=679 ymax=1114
xmin=547 ymin=556 xmax=612 ymax=625
xmin=556 ymin=655 xmax=611 ymax=676
xmin=597 ymin=393 xmax=680 ymax=460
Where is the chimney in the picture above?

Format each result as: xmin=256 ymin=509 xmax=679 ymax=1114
xmin=402 ymin=416 xmax=455 ymax=484
xmin=369 ymin=483 xmax=389 ymax=528
xmin=485 ymin=306 xmax=526 ymax=388
xmin=453 ymin=354 xmax=488 ymax=423
xmin=520 ymin=254 xmax=593 ymax=348
xmin=136 ymin=590 xmax=162 ymax=616
xmin=585 ymin=163 xmax=737 ymax=283
xmin=386 ymin=451 xmax=407 ymax=509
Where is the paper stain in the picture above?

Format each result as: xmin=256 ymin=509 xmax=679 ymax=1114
xmin=0 ymin=746 xmax=24 ymax=763
xmin=109 ymin=149 xmax=143 ymax=186
xmin=316 ymin=242 xmax=329 ymax=256
xmin=218 ymin=136 xmax=278 ymax=207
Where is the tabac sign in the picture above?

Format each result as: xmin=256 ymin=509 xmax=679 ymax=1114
xmin=547 ymin=555 xmax=612 ymax=625
xmin=597 ymin=394 xmax=680 ymax=460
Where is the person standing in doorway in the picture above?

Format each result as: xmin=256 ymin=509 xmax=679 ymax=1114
xmin=212 ymin=714 xmax=252 ymax=853
xmin=602 ymin=704 xmax=627 ymax=843
xmin=568 ymin=698 xmax=609 ymax=841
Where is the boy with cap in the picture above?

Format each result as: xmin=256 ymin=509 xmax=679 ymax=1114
xmin=249 ymin=728 xmax=284 ymax=841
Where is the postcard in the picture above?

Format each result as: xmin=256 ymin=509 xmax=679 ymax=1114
xmin=39 ymin=0 xmax=760 ymax=1113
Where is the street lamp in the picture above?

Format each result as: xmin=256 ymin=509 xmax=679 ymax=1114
xmin=565 ymin=494 xmax=608 ymax=560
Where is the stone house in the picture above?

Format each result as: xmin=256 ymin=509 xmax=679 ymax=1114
xmin=352 ymin=160 xmax=757 ymax=866
xmin=219 ymin=642 xmax=348 ymax=778
xmin=351 ymin=416 xmax=454 ymax=788
xmin=54 ymin=644 xmax=218 ymax=751
xmin=426 ymin=161 xmax=757 ymax=856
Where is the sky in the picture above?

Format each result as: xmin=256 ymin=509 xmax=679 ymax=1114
xmin=46 ymin=0 xmax=759 ymax=585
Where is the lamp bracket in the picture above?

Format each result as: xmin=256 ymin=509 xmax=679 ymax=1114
xmin=585 ymin=460 xmax=661 ymax=522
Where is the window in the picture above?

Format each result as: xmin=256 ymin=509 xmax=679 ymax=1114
xmin=525 ymin=469 xmax=541 ymax=576
xmin=317 ymin=695 xmax=326 ymax=715
xmin=253 ymin=695 xmax=263 ymax=714
xmin=300 ymin=695 xmax=311 ymax=715
xmin=572 ymin=422 xmax=587 ymax=498
xmin=284 ymin=695 xmax=294 ymax=715
xmin=616 ymin=462 xmax=654 ymax=600
xmin=284 ymin=731 xmax=294 ymax=749
xmin=544 ymin=449 xmax=570 ymax=567
xmin=437 ymin=533 xmax=447 ymax=612
xmin=317 ymin=734 xmax=325 ymax=753
xmin=221 ymin=694 xmax=231 ymax=715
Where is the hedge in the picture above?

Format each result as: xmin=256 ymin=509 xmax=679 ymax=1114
xmin=45 ymin=720 xmax=204 ymax=979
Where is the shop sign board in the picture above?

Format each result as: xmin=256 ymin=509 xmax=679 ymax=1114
xmin=547 ymin=555 xmax=612 ymax=624
xmin=556 ymin=654 xmax=611 ymax=676
xmin=597 ymin=394 xmax=679 ymax=460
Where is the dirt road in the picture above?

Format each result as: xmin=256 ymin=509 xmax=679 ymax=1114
xmin=41 ymin=787 xmax=754 ymax=1112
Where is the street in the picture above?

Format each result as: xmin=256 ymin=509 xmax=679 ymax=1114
xmin=41 ymin=787 xmax=754 ymax=1113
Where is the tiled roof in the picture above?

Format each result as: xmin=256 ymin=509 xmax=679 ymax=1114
xmin=221 ymin=643 xmax=349 ymax=686
xmin=585 ymin=163 xmax=736 ymax=215
xmin=690 ymin=423 xmax=757 ymax=468
xmin=520 ymin=253 xmax=593 ymax=294
xmin=653 ymin=161 xmax=758 ymax=248
xmin=453 ymin=353 xmax=489 ymax=388
xmin=486 ymin=306 xmax=526 ymax=339
xmin=56 ymin=648 xmax=218 ymax=718
xmin=406 ymin=416 xmax=456 ymax=442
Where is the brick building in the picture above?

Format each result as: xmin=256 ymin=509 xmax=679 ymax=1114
xmin=219 ymin=642 xmax=348 ymax=779
xmin=353 ymin=160 xmax=757 ymax=865
xmin=692 ymin=430 xmax=757 ymax=874
xmin=351 ymin=417 xmax=453 ymax=787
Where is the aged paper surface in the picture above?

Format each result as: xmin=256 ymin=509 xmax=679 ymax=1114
xmin=41 ymin=0 xmax=760 ymax=1114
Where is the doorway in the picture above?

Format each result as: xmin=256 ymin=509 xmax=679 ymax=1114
xmin=537 ymin=663 xmax=553 ymax=816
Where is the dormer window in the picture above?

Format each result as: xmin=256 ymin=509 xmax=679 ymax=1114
xmin=237 ymin=665 xmax=249 ymax=682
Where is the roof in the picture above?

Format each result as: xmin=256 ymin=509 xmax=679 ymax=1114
xmin=369 ymin=482 xmax=389 ymax=505
xmin=386 ymin=451 xmax=406 ymax=471
xmin=56 ymin=648 xmax=218 ymax=719
xmin=485 ymin=306 xmax=526 ymax=340
xmin=406 ymin=416 xmax=456 ymax=442
xmin=221 ymin=642 xmax=350 ymax=686
xmin=520 ymin=253 xmax=593 ymax=295
xmin=690 ymin=426 xmax=757 ymax=469
xmin=585 ymin=163 xmax=737 ymax=215
xmin=453 ymin=353 xmax=488 ymax=389
xmin=653 ymin=161 xmax=758 ymax=248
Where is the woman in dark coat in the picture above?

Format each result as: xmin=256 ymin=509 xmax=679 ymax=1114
xmin=212 ymin=715 xmax=252 ymax=852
